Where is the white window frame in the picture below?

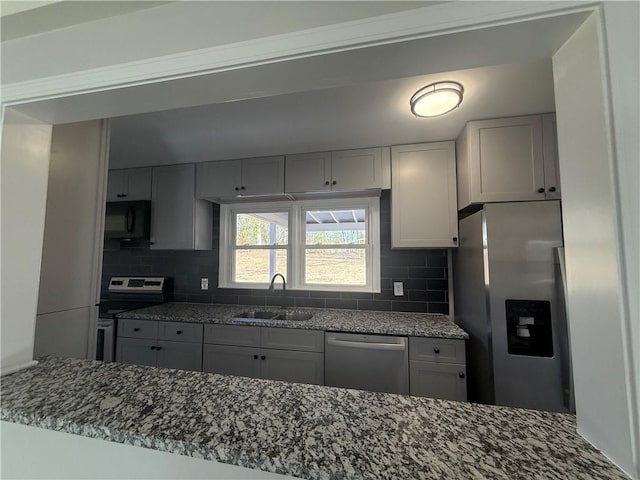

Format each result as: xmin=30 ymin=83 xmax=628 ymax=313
xmin=219 ymin=196 xmax=380 ymax=293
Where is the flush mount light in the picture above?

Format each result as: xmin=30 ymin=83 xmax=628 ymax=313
xmin=410 ymin=81 xmax=464 ymax=118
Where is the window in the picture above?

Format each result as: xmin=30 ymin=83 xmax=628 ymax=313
xmin=219 ymin=197 xmax=380 ymax=292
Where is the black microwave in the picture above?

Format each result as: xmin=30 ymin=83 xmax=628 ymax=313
xmin=104 ymin=201 xmax=151 ymax=240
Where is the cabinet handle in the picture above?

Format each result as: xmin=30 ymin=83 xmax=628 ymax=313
xmin=176 ymin=330 xmax=182 ymax=335
xmin=459 ymin=372 xmax=466 ymax=379
xmin=241 ymin=186 xmax=245 ymax=190
xmin=548 ymin=186 xmax=557 ymax=192
xmin=116 ymin=194 xmax=127 ymax=198
xmin=133 ymin=328 xmax=140 ymax=332
xmin=253 ymin=355 xmax=259 ymax=360
xmin=235 ymin=187 xmax=239 ymax=191
xmin=332 ymin=180 xmax=337 ymax=185
xmin=537 ymin=187 xmax=545 ymax=193
xmin=150 ymin=346 xmax=156 ymax=350
xmin=156 ymin=346 xmax=163 ymax=351
xmin=433 ymin=347 xmax=440 ymax=354
xmin=452 ymin=237 xmax=458 ymax=243
xmin=261 ymin=355 xmax=266 ymax=360
xmin=324 ymin=181 xmax=330 ymax=186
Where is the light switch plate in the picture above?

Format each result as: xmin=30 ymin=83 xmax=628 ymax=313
xmin=200 ymin=278 xmax=209 ymax=290
xmin=393 ymin=281 xmax=404 ymax=296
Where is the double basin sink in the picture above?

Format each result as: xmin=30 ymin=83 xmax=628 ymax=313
xmin=232 ymin=310 xmax=314 ymax=323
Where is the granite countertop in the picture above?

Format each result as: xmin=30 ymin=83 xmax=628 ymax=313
xmin=116 ymin=302 xmax=468 ymax=339
xmin=1 ymin=357 xmax=625 ymax=480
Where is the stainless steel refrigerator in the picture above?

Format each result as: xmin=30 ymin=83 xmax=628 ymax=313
xmin=453 ymin=200 xmax=574 ymax=413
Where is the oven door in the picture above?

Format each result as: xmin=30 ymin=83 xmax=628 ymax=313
xmin=96 ymin=319 xmax=115 ymax=362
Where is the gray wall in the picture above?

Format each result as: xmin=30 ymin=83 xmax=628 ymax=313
xmin=102 ymin=191 xmax=449 ymax=313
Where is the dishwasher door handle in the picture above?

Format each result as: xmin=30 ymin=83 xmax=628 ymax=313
xmin=327 ymin=337 xmax=406 ymax=351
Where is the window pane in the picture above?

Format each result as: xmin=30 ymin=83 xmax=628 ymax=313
xmin=305 ymin=209 xmax=366 ymax=245
xmin=236 ymin=212 xmax=288 ymax=246
xmin=305 ymin=248 xmax=366 ymax=285
xmin=235 ymin=249 xmax=287 ymax=283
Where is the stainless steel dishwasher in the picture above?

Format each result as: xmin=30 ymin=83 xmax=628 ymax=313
xmin=325 ymin=332 xmax=409 ymax=394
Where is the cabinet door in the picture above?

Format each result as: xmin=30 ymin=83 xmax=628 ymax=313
xmin=391 ymin=142 xmax=458 ymax=248
xmin=542 ymin=113 xmax=561 ymax=199
xmin=202 ymin=344 xmax=261 ymax=378
xmin=116 ymin=337 xmax=157 ymax=367
xmin=468 ymin=116 xmax=545 ymax=202
xmin=285 ymin=152 xmax=332 ymax=193
xmin=331 ymin=148 xmax=383 ymax=191
xmin=124 ymin=167 xmax=152 ymax=201
xmin=156 ymin=340 xmax=202 ymax=371
xmin=151 ymin=164 xmax=196 ymax=250
xmin=261 ymin=349 xmax=324 ymax=385
xmin=106 ymin=169 xmax=125 ymax=201
xmin=409 ymin=360 xmax=467 ymax=401
xmin=196 ymin=161 xmax=241 ymax=198
xmin=241 ymin=156 xmax=285 ymax=195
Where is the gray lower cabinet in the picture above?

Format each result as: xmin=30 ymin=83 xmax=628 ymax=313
xmin=409 ymin=361 xmax=467 ymax=400
xmin=203 ymin=325 xmax=325 ymax=385
xmin=116 ymin=337 xmax=157 ymax=367
xmin=261 ymin=349 xmax=324 ymax=385
xmin=156 ymin=340 xmax=202 ymax=372
xmin=116 ymin=319 xmax=203 ymax=371
xmin=202 ymin=344 xmax=261 ymax=378
xmin=409 ymin=337 xmax=467 ymax=401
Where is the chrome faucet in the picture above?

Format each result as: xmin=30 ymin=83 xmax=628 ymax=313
xmin=268 ymin=273 xmax=286 ymax=293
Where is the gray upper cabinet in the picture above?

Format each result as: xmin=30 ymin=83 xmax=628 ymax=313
xmin=151 ymin=163 xmax=212 ymax=250
xmin=106 ymin=167 xmax=152 ymax=202
xmin=196 ymin=156 xmax=285 ymax=199
xmin=331 ymin=148 xmax=383 ymax=192
xmin=285 ymin=148 xmax=385 ymax=194
xmin=456 ymin=114 xmax=560 ymax=210
xmin=542 ymin=113 xmax=561 ymax=199
xmin=391 ymin=142 xmax=458 ymax=248
xmin=285 ymin=152 xmax=332 ymax=193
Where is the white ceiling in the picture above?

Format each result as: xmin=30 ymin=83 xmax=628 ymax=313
xmin=109 ymin=59 xmax=555 ymax=169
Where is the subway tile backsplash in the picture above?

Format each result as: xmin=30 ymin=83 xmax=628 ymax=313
xmin=101 ymin=191 xmax=449 ymax=314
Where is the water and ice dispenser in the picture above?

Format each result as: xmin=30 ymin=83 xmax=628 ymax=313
xmin=506 ymin=300 xmax=553 ymax=357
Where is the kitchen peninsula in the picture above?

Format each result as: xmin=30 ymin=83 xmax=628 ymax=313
xmin=0 ymin=357 xmax=625 ymax=480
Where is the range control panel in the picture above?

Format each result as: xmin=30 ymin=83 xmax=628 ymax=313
xmin=108 ymin=277 xmax=166 ymax=293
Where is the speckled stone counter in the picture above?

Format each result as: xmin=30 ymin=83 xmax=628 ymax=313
xmin=116 ymin=302 xmax=468 ymax=339
xmin=1 ymin=358 xmax=625 ymax=480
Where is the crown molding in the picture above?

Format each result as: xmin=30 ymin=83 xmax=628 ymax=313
xmin=1 ymin=1 xmax=595 ymax=107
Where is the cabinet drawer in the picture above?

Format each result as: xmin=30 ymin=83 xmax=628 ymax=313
xmin=409 ymin=337 xmax=465 ymax=364
xmin=204 ymin=324 xmax=261 ymax=347
xmin=261 ymin=327 xmax=324 ymax=352
xmin=118 ymin=318 xmax=158 ymax=339
xmin=158 ymin=321 xmax=203 ymax=343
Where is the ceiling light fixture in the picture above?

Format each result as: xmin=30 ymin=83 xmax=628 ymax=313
xmin=410 ymin=81 xmax=464 ymax=118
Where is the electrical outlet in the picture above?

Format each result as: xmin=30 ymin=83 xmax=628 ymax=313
xmin=393 ymin=281 xmax=404 ymax=296
xmin=200 ymin=278 xmax=209 ymax=290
